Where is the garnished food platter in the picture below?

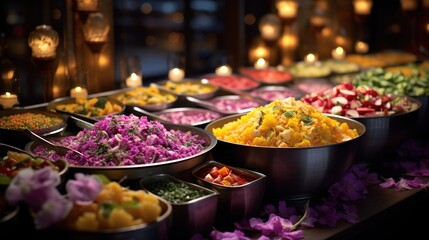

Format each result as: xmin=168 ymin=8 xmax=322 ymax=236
xmin=25 ymin=114 xmax=217 ymax=181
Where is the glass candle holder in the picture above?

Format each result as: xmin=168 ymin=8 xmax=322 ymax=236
xmin=0 ymin=58 xmax=20 ymax=109
xmin=70 ymin=70 xmax=88 ymax=99
xmin=28 ymin=25 xmax=59 ymax=59
xmin=125 ymin=56 xmax=143 ymax=88
xmin=167 ymin=53 xmax=185 ymax=81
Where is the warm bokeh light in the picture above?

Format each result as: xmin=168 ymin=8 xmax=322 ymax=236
xmin=168 ymin=32 xmax=183 ymax=44
xmin=172 ymin=12 xmax=184 ymax=23
xmin=215 ymin=65 xmax=232 ymax=76
xmin=259 ymin=14 xmax=282 ymax=41
xmin=141 ymin=3 xmax=152 ymax=14
xmin=280 ymin=31 xmax=298 ymax=50
xmin=276 ymin=0 xmax=299 ymax=19
xmin=354 ymin=41 xmax=369 ymax=54
xmin=331 ymin=47 xmax=346 ymax=60
xmin=254 ymin=58 xmax=269 ymax=70
xmin=400 ymin=0 xmax=417 ymax=10
xmin=145 ymin=35 xmax=157 ymax=46
xmin=304 ymin=53 xmax=318 ymax=64
xmin=353 ymin=0 xmax=373 ymax=15
xmin=244 ymin=14 xmax=256 ymax=25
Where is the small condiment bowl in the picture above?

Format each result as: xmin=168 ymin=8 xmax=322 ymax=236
xmin=139 ymin=174 xmax=219 ymax=239
xmin=192 ymin=160 xmax=267 ymax=230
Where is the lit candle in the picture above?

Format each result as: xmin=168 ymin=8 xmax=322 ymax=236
xmin=354 ymin=41 xmax=369 ymax=54
xmin=353 ymin=0 xmax=372 ymax=15
xmin=331 ymin=47 xmax=346 ymax=60
xmin=0 ymin=92 xmax=18 ymax=109
xmin=168 ymin=67 xmax=185 ymax=81
xmin=70 ymin=86 xmax=88 ymax=99
xmin=304 ymin=53 xmax=318 ymax=64
xmin=125 ymin=73 xmax=142 ymax=87
xmin=215 ymin=65 xmax=232 ymax=76
xmin=254 ymin=58 xmax=269 ymax=70
xmin=276 ymin=1 xmax=298 ymax=19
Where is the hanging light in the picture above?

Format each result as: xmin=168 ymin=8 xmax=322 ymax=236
xmin=275 ymin=0 xmax=299 ymax=22
xmin=83 ymin=12 xmax=110 ymax=44
xmin=259 ymin=14 xmax=282 ymax=42
xmin=353 ymin=0 xmax=373 ymax=15
xmin=28 ymin=24 xmax=60 ymax=102
xmin=76 ymin=0 xmax=99 ymax=12
xmin=28 ymin=25 xmax=59 ymax=59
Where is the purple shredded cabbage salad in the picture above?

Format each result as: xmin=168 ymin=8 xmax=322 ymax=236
xmin=32 ymin=114 xmax=207 ymax=166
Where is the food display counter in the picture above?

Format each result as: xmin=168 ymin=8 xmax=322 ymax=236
xmin=1 ymin=53 xmax=428 ymax=240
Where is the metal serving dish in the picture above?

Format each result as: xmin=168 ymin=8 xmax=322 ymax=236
xmin=140 ymin=174 xmax=219 ymax=239
xmin=352 ymin=96 xmax=421 ymax=166
xmin=202 ymin=74 xmax=261 ymax=91
xmin=186 ymin=95 xmax=266 ymax=115
xmin=39 ymin=196 xmax=172 ymax=240
xmin=25 ymin=123 xmax=217 ymax=181
xmin=413 ymin=95 xmax=429 ymax=138
xmin=192 ymin=160 xmax=266 ymax=230
xmin=152 ymin=107 xmax=222 ymax=128
xmin=154 ymin=79 xmax=219 ymax=100
xmin=108 ymin=86 xmax=178 ymax=111
xmin=0 ymin=108 xmax=67 ymax=148
xmin=47 ymin=96 xmax=126 ymax=121
xmin=205 ymin=114 xmax=366 ymax=200
xmin=238 ymin=67 xmax=294 ymax=85
xmin=250 ymin=85 xmax=304 ymax=102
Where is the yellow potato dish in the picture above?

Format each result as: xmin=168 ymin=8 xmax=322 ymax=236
xmin=115 ymin=86 xmax=177 ymax=106
xmin=55 ymin=97 xmax=123 ymax=117
xmin=59 ymin=182 xmax=162 ymax=231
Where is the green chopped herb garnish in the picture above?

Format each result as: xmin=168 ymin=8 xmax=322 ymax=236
xmin=284 ymin=110 xmax=295 ymax=118
xmin=301 ymin=116 xmax=313 ymax=125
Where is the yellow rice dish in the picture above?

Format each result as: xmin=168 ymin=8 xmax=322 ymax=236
xmin=212 ymin=98 xmax=359 ymax=147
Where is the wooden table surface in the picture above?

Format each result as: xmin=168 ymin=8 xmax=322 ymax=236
xmin=302 ymin=180 xmax=429 ymax=240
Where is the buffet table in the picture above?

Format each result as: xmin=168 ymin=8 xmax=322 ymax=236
xmin=2 ymin=106 xmax=429 ymax=240
xmin=1 ymin=58 xmax=428 ymax=239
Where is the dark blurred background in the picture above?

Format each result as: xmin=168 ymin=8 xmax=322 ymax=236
xmin=0 ymin=0 xmax=427 ymax=106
